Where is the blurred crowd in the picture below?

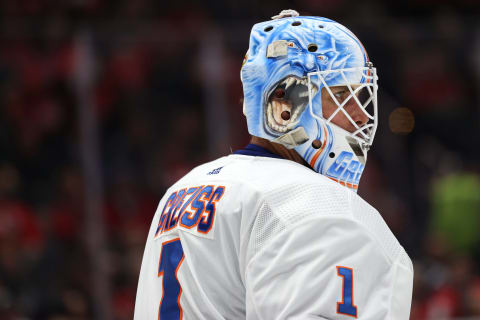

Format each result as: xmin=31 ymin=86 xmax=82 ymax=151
xmin=0 ymin=0 xmax=479 ymax=319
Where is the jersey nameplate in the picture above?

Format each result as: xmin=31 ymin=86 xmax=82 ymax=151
xmin=154 ymin=185 xmax=226 ymax=239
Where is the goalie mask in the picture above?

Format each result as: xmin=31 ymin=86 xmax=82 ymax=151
xmin=241 ymin=10 xmax=378 ymax=191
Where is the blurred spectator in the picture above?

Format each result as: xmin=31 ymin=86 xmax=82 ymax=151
xmin=430 ymin=173 xmax=480 ymax=254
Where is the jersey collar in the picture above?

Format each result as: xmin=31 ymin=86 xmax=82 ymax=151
xmin=233 ymin=144 xmax=284 ymax=159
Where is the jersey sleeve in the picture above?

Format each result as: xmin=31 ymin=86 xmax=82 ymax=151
xmin=244 ymin=184 xmax=413 ymax=320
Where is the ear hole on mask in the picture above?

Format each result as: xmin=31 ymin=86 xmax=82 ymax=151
xmin=312 ymin=140 xmax=322 ymax=149
xmin=308 ymin=44 xmax=318 ymax=52
xmin=318 ymin=25 xmax=324 ymax=29
xmin=273 ymin=87 xmax=286 ymax=99
xmin=291 ymin=21 xmax=301 ymax=26
xmin=264 ymin=26 xmax=273 ymax=32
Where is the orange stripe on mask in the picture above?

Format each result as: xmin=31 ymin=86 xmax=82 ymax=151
xmin=328 ymin=177 xmax=358 ymax=190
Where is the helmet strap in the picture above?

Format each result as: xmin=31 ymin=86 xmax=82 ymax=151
xmin=273 ymin=127 xmax=309 ymax=149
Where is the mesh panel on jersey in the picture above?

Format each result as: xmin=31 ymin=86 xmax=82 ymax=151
xmin=350 ymin=195 xmax=410 ymax=267
xmin=266 ymin=183 xmax=351 ymax=224
xmin=250 ymin=182 xmax=411 ymax=269
xmin=250 ymin=183 xmax=351 ymax=258
xmin=251 ymin=202 xmax=286 ymax=259
xmin=399 ymin=247 xmax=412 ymax=270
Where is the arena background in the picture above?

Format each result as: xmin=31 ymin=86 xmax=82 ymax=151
xmin=0 ymin=0 xmax=479 ymax=319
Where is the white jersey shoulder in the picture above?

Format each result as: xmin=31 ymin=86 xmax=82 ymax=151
xmin=135 ymin=154 xmax=413 ymax=320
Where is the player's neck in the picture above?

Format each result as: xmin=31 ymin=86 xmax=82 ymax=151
xmin=250 ymin=136 xmax=307 ymax=167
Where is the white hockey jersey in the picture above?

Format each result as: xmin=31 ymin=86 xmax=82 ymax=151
xmin=134 ymin=149 xmax=413 ymax=319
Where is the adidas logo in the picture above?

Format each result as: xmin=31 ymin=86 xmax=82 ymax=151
xmin=207 ymin=167 xmax=223 ymax=175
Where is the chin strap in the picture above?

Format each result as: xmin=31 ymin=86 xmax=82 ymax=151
xmin=273 ymin=127 xmax=309 ymax=149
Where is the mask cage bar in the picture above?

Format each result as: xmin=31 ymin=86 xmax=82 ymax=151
xmin=307 ymin=67 xmax=378 ymax=147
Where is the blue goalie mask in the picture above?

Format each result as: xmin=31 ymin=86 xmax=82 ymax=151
xmin=241 ymin=10 xmax=378 ymax=191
